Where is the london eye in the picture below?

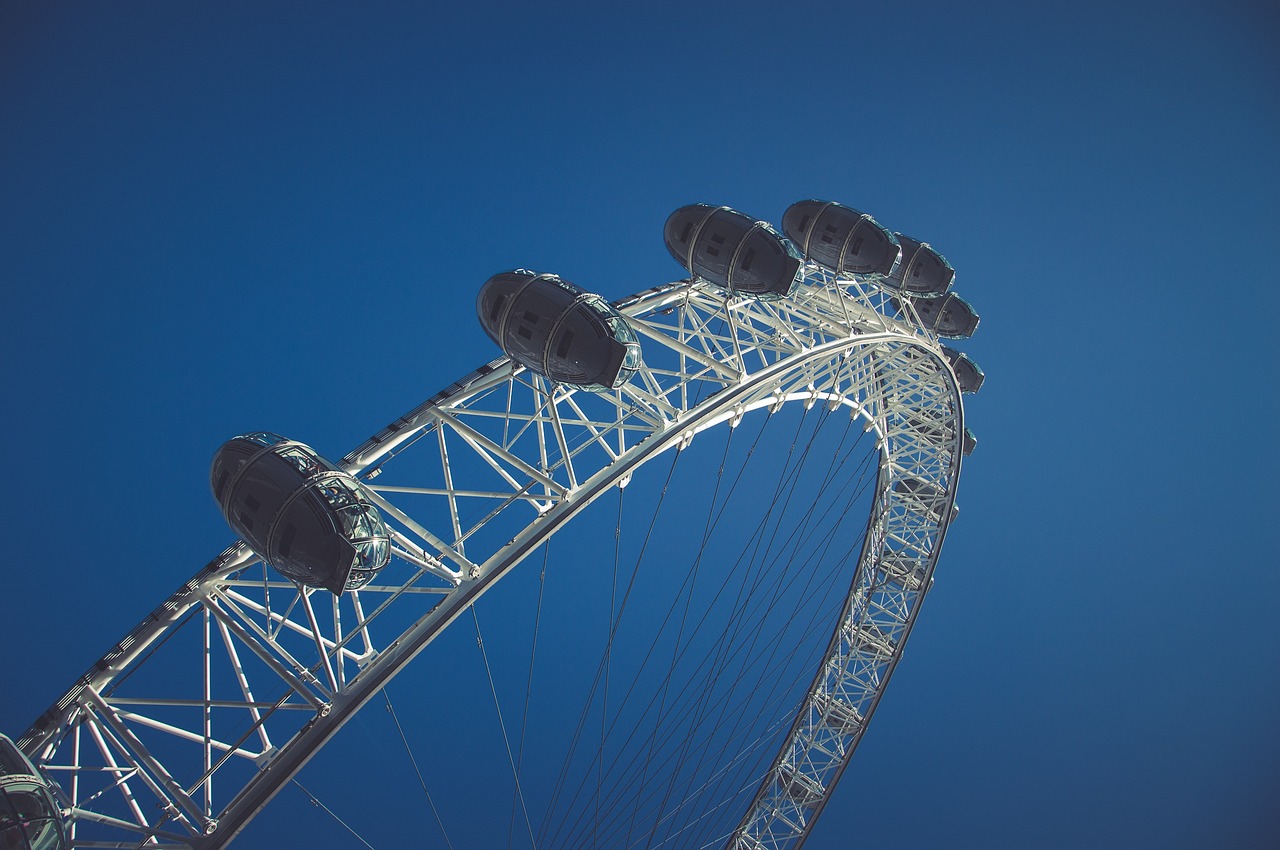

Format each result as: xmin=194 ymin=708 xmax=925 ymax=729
xmin=3 ymin=199 xmax=982 ymax=850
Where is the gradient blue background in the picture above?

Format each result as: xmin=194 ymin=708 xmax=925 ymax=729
xmin=2 ymin=1 xmax=1278 ymax=847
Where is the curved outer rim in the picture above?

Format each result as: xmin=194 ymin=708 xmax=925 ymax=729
xmin=17 ymin=269 xmax=965 ymax=850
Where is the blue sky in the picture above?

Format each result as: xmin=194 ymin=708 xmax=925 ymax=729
xmin=2 ymin=1 xmax=1278 ymax=847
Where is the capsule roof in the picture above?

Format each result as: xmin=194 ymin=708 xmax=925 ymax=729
xmin=664 ymin=204 xmax=800 ymax=299
xmin=211 ymin=433 xmax=390 ymax=594
xmin=477 ymin=270 xmax=641 ymax=392
xmin=781 ymin=200 xmax=900 ymax=278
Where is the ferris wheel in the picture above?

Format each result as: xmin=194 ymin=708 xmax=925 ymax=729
xmin=5 ymin=199 xmax=982 ymax=850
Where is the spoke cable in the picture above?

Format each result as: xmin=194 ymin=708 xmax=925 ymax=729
xmin=683 ymin=457 xmax=883 ymax=849
xmin=383 ymin=689 xmax=454 ymax=850
xmin=676 ymin=423 xmax=883 ymax=843
xmin=633 ymin=718 xmax=796 ymax=850
xmin=533 ymin=323 xmax=889 ymax=845
xmin=537 ymin=449 xmax=683 ymax=848
xmin=597 ymin=484 xmax=626 ymax=848
xmin=542 ymin=414 xmax=768 ymax=844
xmin=618 ymin=426 xmax=736 ymax=847
xmin=560 ymin=409 xmax=849 ymax=844
xmin=473 ymin=606 xmax=539 ymax=850
xmin=585 ymin=406 xmax=881 ymax=849
xmin=547 ymin=408 xmax=803 ymax=848
xmin=548 ymin=417 xmax=770 ymax=848
xmin=645 ymin=404 xmax=834 ymax=844
xmin=291 ymin=778 xmax=377 ymax=850
xmin=640 ymin=407 xmax=854 ymax=848
xmin=638 ymin=405 xmax=839 ymax=846
xmin=509 ymin=540 xmax=552 ymax=850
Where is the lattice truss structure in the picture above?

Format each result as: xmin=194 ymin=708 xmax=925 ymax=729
xmin=16 ymin=265 xmax=965 ymax=849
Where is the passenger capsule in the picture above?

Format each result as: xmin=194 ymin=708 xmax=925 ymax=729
xmin=940 ymin=345 xmax=985 ymax=394
xmin=892 ymin=477 xmax=951 ymax=521
xmin=211 ymin=433 xmax=391 ymax=594
xmin=883 ymin=233 xmax=954 ymax=296
xmin=962 ymin=426 xmax=977 ymax=457
xmin=477 ymin=270 xmax=642 ymax=392
xmin=893 ymin=477 xmax=944 ymax=498
xmin=896 ymin=292 xmax=980 ymax=339
xmin=896 ymin=478 xmax=957 ymax=524
xmin=664 ymin=204 xmax=801 ymax=299
xmin=781 ymin=200 xmax=900 ymax=278
xmin=1 ymin=733 xmax=68 ymax=850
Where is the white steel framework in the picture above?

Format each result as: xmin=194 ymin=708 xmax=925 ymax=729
xmin=14 ymin=263 xmax=965 ymax=849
